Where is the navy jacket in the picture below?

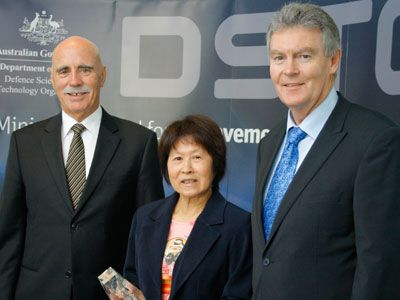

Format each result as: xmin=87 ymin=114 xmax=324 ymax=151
xmin=252 ymin=94 xmax=400 ymax=300
xmin=124 ymin=191 xmax=252 ymax=300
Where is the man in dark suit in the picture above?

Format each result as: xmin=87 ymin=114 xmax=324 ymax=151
xmin=0 ymin=36 xmax=164 ymax=300
xmin=252 ymin=3 xmax=400 ymax=300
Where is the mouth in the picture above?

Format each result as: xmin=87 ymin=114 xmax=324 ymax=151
xmin=284 ymin=83 xmax=303 ymax=87
xmin=66 ymin=92 xmax=88 ymax=97
xmin=181 ymin=179 xmax=197 ymax=184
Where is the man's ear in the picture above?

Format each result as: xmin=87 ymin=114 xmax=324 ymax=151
xmin=100 ymin=66 xmax=106 ymax=87
xmin=329 ymin=48 xmax=342 ymax=75
xmin=50 ymin=67 xmax=56 ymax=90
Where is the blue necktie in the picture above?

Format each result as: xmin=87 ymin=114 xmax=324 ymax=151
xmin=263 ymin=127 xmax=307 ymax=239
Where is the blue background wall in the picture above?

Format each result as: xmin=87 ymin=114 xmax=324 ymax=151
xmin=1 ymin=0 xmax=399 ymax=211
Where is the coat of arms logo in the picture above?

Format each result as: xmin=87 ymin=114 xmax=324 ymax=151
xmin=19 ymin=10 xmax=68 ymax=46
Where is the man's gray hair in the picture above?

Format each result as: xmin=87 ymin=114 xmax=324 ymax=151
xmin=266 ymin=2 xmax=341 ymax=57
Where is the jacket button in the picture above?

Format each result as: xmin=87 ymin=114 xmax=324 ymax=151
xmin=71 ymin=223 xmax=78 ymax=230
xmin=65 ymin=270 xmax=72 ymax=278
xmin=263 ymin=257 xmax=270 ymax=266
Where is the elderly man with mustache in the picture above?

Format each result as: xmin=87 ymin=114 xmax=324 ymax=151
xmin=0 ymin=36 xmax=164 ymax=300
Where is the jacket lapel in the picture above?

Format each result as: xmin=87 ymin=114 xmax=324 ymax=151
xmin=254 ymin=122 xmax=286 ymax=246
xmin=170 ymin=192 xmax=225 ymax=299
xmin=75 ymin=109 xmax=120 ymax=214
xmin=143 ymin=194 xmax=178 ymax=294
xmin=41 ymin=114 xmax=74 ymax=213
xmin=265 ymin=95 xmax=350 ymax=248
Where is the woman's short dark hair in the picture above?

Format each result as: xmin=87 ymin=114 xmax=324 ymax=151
xmin=158 ymin=114 xmax=226 ymax=190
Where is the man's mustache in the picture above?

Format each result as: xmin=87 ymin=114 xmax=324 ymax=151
xmin=63 ymin=86 xmax=91 ymax=94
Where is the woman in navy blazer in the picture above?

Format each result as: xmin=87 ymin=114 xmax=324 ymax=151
xmin=123 ymin=115 xmax=252 ymax=300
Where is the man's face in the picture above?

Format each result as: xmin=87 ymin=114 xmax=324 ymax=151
xmin=51 ymin=37 xmax=106 ymax=122
xmin=269 ymin=26 xmax=341 ymax=124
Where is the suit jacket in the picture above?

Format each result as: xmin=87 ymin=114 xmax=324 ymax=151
xmin=123 ymin=191 xmax=252 ymax=300
xmin=252 ymin=94 xmax=400 ymax=300
xmin=0 ymin=108 xmax=164 ymax=300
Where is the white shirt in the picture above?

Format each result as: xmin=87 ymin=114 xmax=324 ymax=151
xmin=263 ymin=88 xmax=338 ymax=201
xmin=61 ymin=106 xmax=102 ymax=178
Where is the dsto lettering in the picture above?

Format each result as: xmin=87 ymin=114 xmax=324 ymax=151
xmin=121 ymin=16 xmax=200 ymax=98
xmin=120 ymin=1 xmax=399 ymax=98
xmin=376 ymin=0 xmax=400 ymax=95
xmin=215 ymin=0 xmax=373 ymax=98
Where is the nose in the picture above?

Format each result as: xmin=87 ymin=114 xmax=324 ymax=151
xmin=69 ymin=71 xmax=83 ymax=86
xmin=283 ymin=58 xmax=299 ymax=76
xmin=181 ymin=158 xmax=193 ymax=173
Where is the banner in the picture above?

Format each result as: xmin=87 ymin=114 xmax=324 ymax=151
xmin=1 ymin=0 xmax=399 ymax=211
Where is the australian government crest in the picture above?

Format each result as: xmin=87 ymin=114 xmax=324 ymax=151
xmin=19 ymin=11 xmax=68 ymax=46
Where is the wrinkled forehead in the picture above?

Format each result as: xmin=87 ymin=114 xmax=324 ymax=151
xmin=52 ymin=39 xmax=102 ymax=70
xmin=269 ymin=26 xmax=323 ymax=51
xmin=269 ymin=25 xmax=322 ymax=45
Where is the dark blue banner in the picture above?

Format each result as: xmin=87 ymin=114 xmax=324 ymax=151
xmin=1 ymin=0 xmax=399 ymax=210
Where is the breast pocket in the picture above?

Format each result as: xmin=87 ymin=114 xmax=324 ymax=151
xmin=299 ymin=190 xmax=353 ymax=233
xmin=299 ymin=189 xmax=346 ymax=205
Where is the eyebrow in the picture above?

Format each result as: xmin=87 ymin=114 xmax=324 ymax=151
xmin=295 ymin=47 xmax=316 ymax=54
xmin=55 ymin=65 xmax=69 ymax=72
xmin=78 ymin=64 xmax=94 ymax=69
xmin=269 ymin=47 xmax=317 ymax=56
xmin=55 ymin=64 xmax=94 ymax=72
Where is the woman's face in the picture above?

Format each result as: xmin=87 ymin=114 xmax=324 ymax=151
xmin=167 ymin=137 xmax=214 ymax=201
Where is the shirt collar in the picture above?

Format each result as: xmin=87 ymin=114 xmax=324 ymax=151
xmin=62 ymin=106 xmax=102 ymax=138
xmin=286 ymin=88 xmax=338 ymax=139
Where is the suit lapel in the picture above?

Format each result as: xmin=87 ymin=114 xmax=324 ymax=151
xmin=76 ymin=109 xmax=121 ymax=214
xmin=266 ymin=95 xmax=350 ymax=247
xmin=142 ymin=194 xmax=177 ymax=293
xmin=75 ymin=109 xmax=120 ymax=214
xmin=41 ymin=114 xmax=74 ymax=213
xmin=170 ymin=192 xmax=224 ymax=299
xmin=254 ymin=122 xmax=286 ymax=246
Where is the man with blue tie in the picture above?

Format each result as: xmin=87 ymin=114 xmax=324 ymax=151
xmin=251 ymin=3 xmax=400 ymax=300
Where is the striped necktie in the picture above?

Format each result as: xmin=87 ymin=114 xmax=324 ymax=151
xmin=66 ymin=123 xmax=86 ymax=209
